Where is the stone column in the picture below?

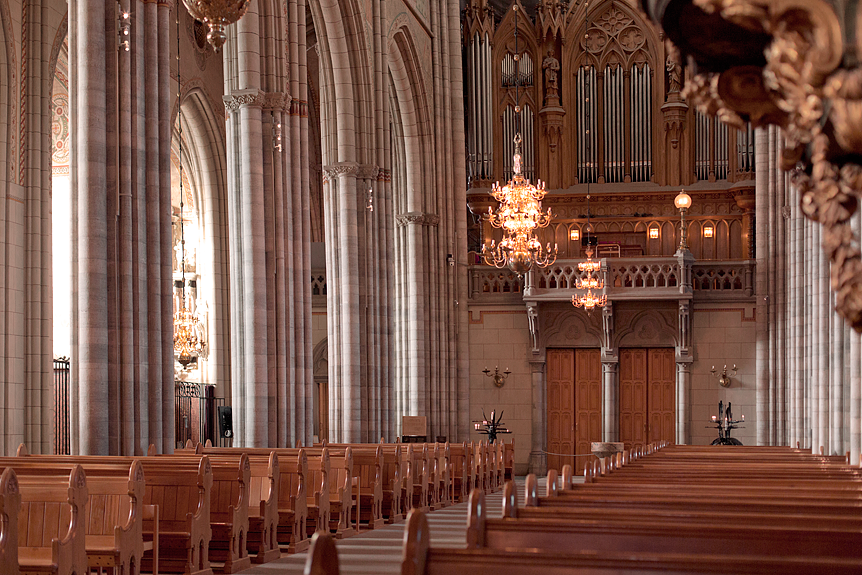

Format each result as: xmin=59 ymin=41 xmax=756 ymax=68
xmin=529 ymin=359 xmax=547 ymax=476
xmin=601 ymin=303 xmax=618 ymax=442
xmin=754 ymin=126 xmax=769 ymax=445
xmin=332 ymin=163 xmax=362 ymax=442
xmin=677 ymin=301 xmax=692 ymax=444
xmin=676 ymin=360 xmax=692 ymax=445
xmin=601 ymin=360 xmax=618 ymax=442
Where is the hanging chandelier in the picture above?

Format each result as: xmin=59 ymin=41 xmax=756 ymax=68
xmin=181 ymin=0 xmax=251 ymax=52
xmin=483 ymin=135 xmax=557 ymax=275
xmin=572 ymin=193 xmax=606 ymax=311
xmin=482 ymin=4 xmax=556 ymax=276
xmin=173 ymin=11 xmax=206 ymax=370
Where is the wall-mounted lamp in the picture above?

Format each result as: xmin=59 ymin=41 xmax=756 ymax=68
xmin=118 ymin=5 xmax=130 ymax=52
xmin=447 ymin=253 xmax=455 ymax=267
xmin=482 ymin=366 xmax=511 ymax=388
xmin=674 ymin=190 xmax=692 ymax=251
xmin=570 ymin=228 xmax=580 ymax=241
xmin=703 ymin=225 xmax=714 ymax=238
xmin=272 ymin=120 xmax=283 ymax=152
xmin=710 ymin=364 xmax=737 ymax=388
xmin=649 ymin=227 xmax=659 ymax=239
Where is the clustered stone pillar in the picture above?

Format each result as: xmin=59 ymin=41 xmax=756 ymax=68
xmin=223 ymin=0 xmax=315 ymax=447
xmin=0 ymin=0 xmax=65 ymax=455
xmin=755 ymin=125 xmax=862 ymax=458
xmin=69 ymin=0 xmax=175 ymax=455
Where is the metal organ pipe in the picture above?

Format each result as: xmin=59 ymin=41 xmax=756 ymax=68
xmin=485 ymin=36 xmax=492 ymax=178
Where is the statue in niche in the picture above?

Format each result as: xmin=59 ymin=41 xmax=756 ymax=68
xmin=543 ymin=49 xmax=560 ymax=101
xmin=665 ymin=45 xmax=682 ymax=96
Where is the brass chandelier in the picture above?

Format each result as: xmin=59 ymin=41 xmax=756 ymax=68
xmin=174 ymin=11 xmax=205 ymax=369
xmin=482 ymin=4 xmax=556 ymax=276
xmin=572 ymin=193 xmax=606 ymax=311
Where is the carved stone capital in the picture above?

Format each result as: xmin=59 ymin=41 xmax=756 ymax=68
xmin=396 ymin=212 xmax=440 ymax=228
xmin=223 ymin=89 xmax=265 ymax=114
xmin=261 ymin=92 xmax=288 ymax=112
xmin=322 ymin=162 xmax=359 ymax=180
xmin=357 ymin=164 xmax=379 ymax=180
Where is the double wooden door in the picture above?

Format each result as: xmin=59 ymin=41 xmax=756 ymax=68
xmin=546 ymin=349 xmax=602 ymax=475
xmin=619 ymin=348 xmax=675 ymax=452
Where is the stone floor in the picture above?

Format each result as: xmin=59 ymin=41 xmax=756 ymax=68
xmin=240 ymin=476 xmax=540 ymax=575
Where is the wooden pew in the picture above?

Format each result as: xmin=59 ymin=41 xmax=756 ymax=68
xmin=0 ymin=468 xmax=20 ymax=575
xmin=149 ymin=450 xmax=252 ymax=573
xmin=194 ymin=446 xmax=327 ymax=544
xmin=467 ymin=486 xmax=862 ymax=560
xmin=349 ymin=447 xmax=385 ymax=530
xmin=409 ymin=444 xmax=430 ymax=513
xmin=243 ymin=451 xmax=281 ymax=562
xmin=4 ymin=457 xmax=152 ymax=575
xmin=448 ymin=442 xmax=473 ymax=504
xmin=502 ymin=440 xmax=514 ymax=481
xmin=303 ymin=447 xmax=353 ymax=538
xmin=299 ymin=509 xmax=862 ymax=575
xmin=316 ymin=442 xmax=405 ymax=525
xmin=13 ymin=453 xmax=213 ymax=575
xmin=15 ymin=465 xmax=88 ymax=575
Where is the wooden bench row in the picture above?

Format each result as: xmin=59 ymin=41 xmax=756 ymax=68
xmin=305 ymin=440 xmax=862 ymax=575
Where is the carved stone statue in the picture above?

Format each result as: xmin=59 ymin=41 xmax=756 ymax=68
xmin=665 ymin=49 xmax=682 ymax=95
xmin=543 ymin=49 xmax=560 ymax=100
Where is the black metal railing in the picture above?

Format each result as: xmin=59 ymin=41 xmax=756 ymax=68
xmin=174 ymin=381 xmax=229 ymax=448
xmin=53 ymin=357 xmax=71 ymax=455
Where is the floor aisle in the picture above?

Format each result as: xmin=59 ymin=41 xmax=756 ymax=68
xmin=242 ymin=476 xmax=533 ymax=575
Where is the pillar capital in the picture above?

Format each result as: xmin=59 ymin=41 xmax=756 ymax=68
xmin=223 ymin=89 xmax=265 ymax=114
xmin=528 ymin=359 xmax=546 ymax=374
xmin=323 ymin=162 xmax=360 ymax=181
xmin=395 ymin=212 xmax=440 ymax=228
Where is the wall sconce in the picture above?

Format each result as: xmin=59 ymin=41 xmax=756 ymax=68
xmin=649 ymin=227 xmax=659 ymax=239
xmin=482 ymin=366 xmax=511 ymax=388
xmin=710 ymin=364 xmax=737 ymax=388
xmin=570 ymin=228 xmax=580 ymax=241
xmin=272 ymin=120 xmax=283 ymax=152
xmin=117 ymin=4 xmax=130 ymax=52
xmin=703 ymin=225 xmax=714 ymax=238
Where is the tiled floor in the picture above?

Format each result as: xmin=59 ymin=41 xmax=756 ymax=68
xmin=240 ymin=477 xmax=536 ymax=575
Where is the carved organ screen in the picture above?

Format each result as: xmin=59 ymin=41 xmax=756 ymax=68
xmin=572 ymin=4 xmax=655 ymax=185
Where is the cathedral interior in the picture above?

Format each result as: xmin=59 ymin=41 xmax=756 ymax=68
xmin=0 ymin=0 xmax=860 ymax=477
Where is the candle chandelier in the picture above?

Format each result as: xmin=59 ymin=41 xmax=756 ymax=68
xmin=174 ymin=11 xmax=205 ymax=369
xmin=482 ymin=4 xmax=556 ymax=276
xmin=572 ymin=193 xmax=606 ymax=311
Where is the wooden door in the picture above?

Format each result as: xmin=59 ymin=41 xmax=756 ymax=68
xmin=619 ymin=348 xmax=675 ymax=452
xmin=648 ymin=348 xmax=676 ymax=444
xmin=547 ymin=349 xmax=575 ymax=473
xmin=619 ymin=349 xmax=648 ymax=452
xmin=574 ymin=349 xmax=602 ymax=475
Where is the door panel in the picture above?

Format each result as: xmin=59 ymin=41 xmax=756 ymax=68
xmin=575 ymin=349 xmax=602 ymax=475
xmin=648 ymin=348 xmax=676 ymax=444
xmin=620 ymin=348 xmax=675 ymax=452
xmin=619 ymin=349 xmax=648 ymax=452
xmin=547 ymin=349 xmax=575 ymax=473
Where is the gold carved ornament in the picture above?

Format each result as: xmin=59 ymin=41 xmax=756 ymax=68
xmin=664 ymin=0 xmax=862 ymax=331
